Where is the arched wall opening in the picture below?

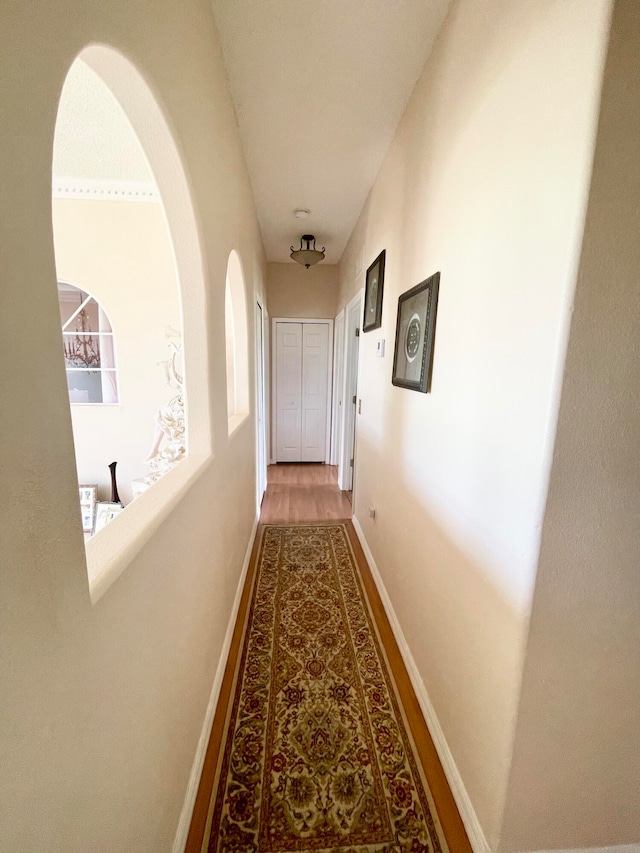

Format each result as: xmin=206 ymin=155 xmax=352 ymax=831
xmin=79 ymin=44 xmax=212 ymax=456
xmin=52 ymin=45 xmax=212 ymax=599
xmin=225 ymin=249 xmax=250 ymax=435
xmin=53 ymin=60 xmax=183 ymax=514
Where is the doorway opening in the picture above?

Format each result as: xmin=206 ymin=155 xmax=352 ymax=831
xmin=338 ymin=293 xmax=362 ymax=504
xmin=330 ymin=310 xmax=345 ymax=467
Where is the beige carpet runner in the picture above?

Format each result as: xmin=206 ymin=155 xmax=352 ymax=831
xmin=203 ymin=523 xmax=448 ymax=853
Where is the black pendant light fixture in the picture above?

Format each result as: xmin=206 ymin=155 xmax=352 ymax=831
xmin=290 ymin=234 xmax=325 ymax=269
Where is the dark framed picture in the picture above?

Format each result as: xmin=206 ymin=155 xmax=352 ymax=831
xmin=392 ymin=271 xmax=440 ymax=393
xmin=363 ymin=250 xmax=386 ymax=332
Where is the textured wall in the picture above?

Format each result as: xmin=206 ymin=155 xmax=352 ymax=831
xmin=0 ymin=2 xmax=265 ymax=850
xmin=501 ymin=0 xmax=640 ymax=847
xmin=267 ymin=261 xmax=339 ymax=320
xmin=336 ymin=0 xmax=612 ymax=847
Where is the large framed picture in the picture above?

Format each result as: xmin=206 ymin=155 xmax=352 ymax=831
xmin=79 ymin=485 xmax=97 ymax=534
xmin=363 ymin=249 xmax=386 ymax=332
xmin=392 ymin=271 xmax=440 ymax=393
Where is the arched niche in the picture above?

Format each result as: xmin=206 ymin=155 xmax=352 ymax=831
xmin=225 ymin=249 xmax=250 ymax=435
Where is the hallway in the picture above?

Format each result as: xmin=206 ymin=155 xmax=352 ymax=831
xmin=186 ymin=465 xmax=471 ymax=852
xmin=5 ymin=2 xmax=640 ymax=849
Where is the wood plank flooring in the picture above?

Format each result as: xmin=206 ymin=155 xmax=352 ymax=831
xmin=186 ymin=464 xmax=472 ymax=853
xmin=259 ymin=463 xmax=353 ymax=523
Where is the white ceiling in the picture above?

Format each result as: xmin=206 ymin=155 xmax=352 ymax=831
xmin=53 ymin=60 xmax=153 ymax=183
xmin=212 ymin=0 xmax=451 ymax=263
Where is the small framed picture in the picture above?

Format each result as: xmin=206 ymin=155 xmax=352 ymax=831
xmin=94 ymin=501 xmax=124 ymax=533
xmin=363 ymin=249 xmax=386 ymax=332
xmin=79 ymin=485 xmax=97 ymax=534
xmin=392 ymin=271 xmax=440 ymax=393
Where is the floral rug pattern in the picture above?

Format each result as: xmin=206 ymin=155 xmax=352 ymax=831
xmin=205 ymin=524 xmax=448 ymax=853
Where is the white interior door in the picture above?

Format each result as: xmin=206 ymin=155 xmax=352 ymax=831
xmin=276 ymin=322 xmax=302 ymax=461
xmin=301 ymin=323 xmax=330 ymax=462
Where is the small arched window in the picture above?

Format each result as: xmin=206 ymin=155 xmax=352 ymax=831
xmin=225 ymin=251 xmax=249 ymax=433
xmin=58 ymin=282 xmax=118 ymax=404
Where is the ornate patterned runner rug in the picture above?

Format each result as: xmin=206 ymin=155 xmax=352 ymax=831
xmin=203 ymin=523 xmax=448 ymax=853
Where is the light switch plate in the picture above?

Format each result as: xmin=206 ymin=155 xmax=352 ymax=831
xmin=376 ymin=339 xmax=385 ymax=357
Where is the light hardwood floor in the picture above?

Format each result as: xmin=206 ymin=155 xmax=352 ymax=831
xmin=186 ymin=464 xmax=472 ymax=853
xmin=259 ymin=463 xmax=353 ymax=523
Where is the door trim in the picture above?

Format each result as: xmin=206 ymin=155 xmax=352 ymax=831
xmin=271 ymin=317 xmax=334 ymax=464
xmin=331 ymin=309 xmax=345 ymax=466
xmin=338 ymin=291 xmax=363 ymax=492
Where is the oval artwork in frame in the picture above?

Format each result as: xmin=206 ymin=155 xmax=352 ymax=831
xmin=391 ymin=271 xmax=440 ymax=393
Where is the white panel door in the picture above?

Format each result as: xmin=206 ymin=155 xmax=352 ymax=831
xmin=276 ymin=322 xmax=302 ymax=461
xmin=301 ymin=323 xmax=330 ymax=461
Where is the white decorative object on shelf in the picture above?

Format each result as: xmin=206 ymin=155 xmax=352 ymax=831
xmin=143 ymin=329 xmax=185 ymax=484
xmin=131 ymin=478 xmax=151 ymax=500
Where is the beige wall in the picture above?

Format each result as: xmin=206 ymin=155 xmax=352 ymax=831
xmin=501 ymin=0 xmax=640 ymax=848
xmin=54 ymin=198 xmax=181 ymax=504
xmin=0 ymin=2 xmax=265 ymax=852
xmin=267 ymin=261 xmax=338 ymax=318
xmin=337 ymin=0 xmax=612 ymax=848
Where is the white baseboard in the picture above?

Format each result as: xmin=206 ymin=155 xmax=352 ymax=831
xmin=527 ymin=847 xmax=640 ymax=853
xmin=352 ymin=518 xmax=640 ymax=853
xmin=351 ymin=514 xmax=490 ymax=853
xmin=172 ymin=516 xmax=258 ymax=853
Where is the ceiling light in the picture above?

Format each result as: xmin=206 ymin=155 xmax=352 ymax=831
xmin=294 ymin=209 xmax=310 ymax=219
xmin=290 ymin=234 xmax=325 ymax=269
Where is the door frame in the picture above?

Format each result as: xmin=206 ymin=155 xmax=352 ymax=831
xmin=330 ymin=309 xmax=345 ymax=466
xmin=255 ymin=298 xmax=268 ymax=510
xmin=338 ymin=292 xmax=363 ymax=491
xmin=271 ymin=317 xmax=334 ymax=464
